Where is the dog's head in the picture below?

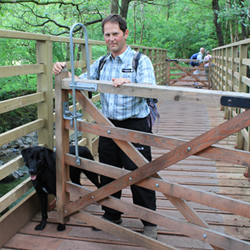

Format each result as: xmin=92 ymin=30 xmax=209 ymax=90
xmin=21 ymin=146 xmax=54 ymax=181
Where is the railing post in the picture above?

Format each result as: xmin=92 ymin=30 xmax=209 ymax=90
xmin=166 ymin=59 xmax=170 ymax=86
xmin=224 ymin=47 xmax=230 ymax=119
xmin=55 ymin=69 xmax=70 ymax=225
xmin=163 ymin=50 xmax=167 ymax=84
xmin=208 ymin=59 xmax=211 ymax=89
xmin=237 ymin=44 xmax=248 ymax=150
xmin=36 ymin=40 xmax=54 ymax=148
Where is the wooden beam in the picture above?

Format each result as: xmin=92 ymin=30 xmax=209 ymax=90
xmin=0 ymin=92 xmax=44 ymax=115
xmin=0 ymin=178 xmax=33 ymax=213
xmin=0 ymin=119 xmax=44 ymax=148
xmin=61 ymin=78 xmax=250 ymax=107
xmin=55 ymin=69 xmax=70 ymax=225
xmin=0 ymin=64 xmax=44 ymax=78
xmin=0 ymin=155 xmax=24 ymax=181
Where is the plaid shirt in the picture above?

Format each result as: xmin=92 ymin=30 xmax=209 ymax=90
xmin=79 ymin=46 xmax=156 ymax=120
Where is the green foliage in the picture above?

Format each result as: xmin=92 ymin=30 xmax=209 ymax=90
xmin=0 ymin=0 xmax=226 ymax=61
xmin=0 ymin=75 xmax=37 ymax=101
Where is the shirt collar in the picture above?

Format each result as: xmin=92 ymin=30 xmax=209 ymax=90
xmin=111 ymin=45 xmax=131 ymax=62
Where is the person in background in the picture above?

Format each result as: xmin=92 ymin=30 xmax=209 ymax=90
xmin=193 ymin=47 xmax=205 ymax=88
xmin=204 ymin=50 xmax=212 ymax=80
xmin=52 ymin=14 xmax=157 ymax=239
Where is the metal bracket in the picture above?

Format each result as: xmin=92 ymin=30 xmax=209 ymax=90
xmin=69 ymin=82 xmax=97 ymax=92
xmin=63 ymin=101 xmax=83 ymax=127
xmin=221 ymin=96 xmax=250 ymax=109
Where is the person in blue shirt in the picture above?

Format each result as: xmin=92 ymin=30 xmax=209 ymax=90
xmin=53 ymin=14 xmax=157 ymax=239
xmin=193 ymin=47 xmax=205 ymax=88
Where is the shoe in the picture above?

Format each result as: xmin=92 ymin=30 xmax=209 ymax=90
xmin=143 ymin=226 xmax=158 ymax=239
xmin=92 ymin=216 xmax=122 ymax=231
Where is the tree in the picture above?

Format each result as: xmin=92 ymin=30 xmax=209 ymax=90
xmin=212 ymin=0 xmax=225 ymax=46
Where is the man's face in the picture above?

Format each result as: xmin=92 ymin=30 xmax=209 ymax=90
xmin=103 ymin=21 xmax=129 ymax=57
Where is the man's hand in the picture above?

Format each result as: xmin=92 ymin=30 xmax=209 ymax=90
xmin=112 ymin=77 xmax=131 ymax=87
xmin=52 ymin=62 xmax=67 ymax=75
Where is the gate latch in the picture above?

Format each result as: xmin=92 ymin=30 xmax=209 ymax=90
xmin=63 ymin=101 xmax=83 ymax=127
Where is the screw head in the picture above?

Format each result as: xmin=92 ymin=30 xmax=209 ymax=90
xmin=203 ymin=234 xmax=207 ymax=239
xmin=129 ymin=177 xmax=132 ymax=181
xmin=187 ymin=146 xmax=191 ymax=152
xmin=107 ymin=130 xmax=111 ymax=134
xmin=155 ymin=183 xmax=159 ymax=187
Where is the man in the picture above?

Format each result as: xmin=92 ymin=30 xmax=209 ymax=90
xmin=53 ymin=14 xmax=157 ymax=239
xmin=193 ymin=47 xmax=205 ymax=88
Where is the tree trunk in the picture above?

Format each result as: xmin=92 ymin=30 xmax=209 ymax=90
xmin=247 ymin=2 xmax=250 ymax=37
xmin=139 ymin=3 xmax=145 ymax=44
xmin=110 ymin=0 xmax=119 ymax=14
xmin=120 ymin=0 xmax=131 ymax=19
xmin=140 ymin=24 xmax=144 ymax=45
xmin=240 ymin=0 xmax=247 ymax=39
xmin=212 ymin=0 xmax=224 ymax=46
xmin=235 ymin=17 xmax=239 ymax=41
xmin=133 ymin=2 xmax=136 ymax=43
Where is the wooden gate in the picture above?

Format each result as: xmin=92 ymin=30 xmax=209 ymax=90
xmin=55 ymin=71 xmax=250 ymax=250
xmin=166 ymin=59 xmax=212 ymax=88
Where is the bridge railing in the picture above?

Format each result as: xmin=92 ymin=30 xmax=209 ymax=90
xmin=212 ymin=40 xmax=250 ymax=152
xmin=0 ymin=29 xmax=167 ymax=246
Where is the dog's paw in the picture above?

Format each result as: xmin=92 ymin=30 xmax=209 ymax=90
xmin=57 ymin=223 xmax=66 ymax=231
xmin=35 ymin=223 xmax=46 ymax=230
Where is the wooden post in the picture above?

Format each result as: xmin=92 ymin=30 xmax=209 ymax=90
xmin=55 ymin=69 xmax=70 ymax=225
xmin=36 ymin=40 xmax=54 ymax=148
xmin=80 ymin=44 xmax=95 ymax=153
xmin=212 ymin=49 xmax=218 ymax=90
xmin=231 ymin=45 xmax=238 ymax=120
xmin=163 ymin=50 xmax=167 ymax=84
xmin=237 ymin=44 xmax=248 ymax=150
xmin=166 ymin=59 xmax=170 ymax=86
xmin=208 ymin=58 xmax=211 ymax=89
xmin=224 ymin=47 xmax=230 ymax=119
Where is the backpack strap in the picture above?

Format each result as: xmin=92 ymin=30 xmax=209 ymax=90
xmin=97 ymin=53 xmax=110 ymax=80
xmin=132 ymin=52 xmax=142 ymax=72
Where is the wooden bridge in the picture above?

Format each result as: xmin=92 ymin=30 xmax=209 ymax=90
xmin=1 ymin=30 xmax=250 ymax=250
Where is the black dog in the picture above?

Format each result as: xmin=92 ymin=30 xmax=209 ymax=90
xmin=21 ymin=145 xmax=99 ymax=231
